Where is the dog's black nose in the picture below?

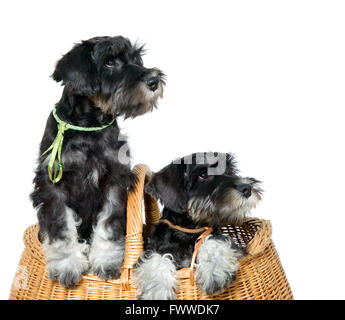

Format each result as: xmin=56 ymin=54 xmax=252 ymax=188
xmin=237 ymin=184 xmax=252 ymax=198
xmin=146 ymin=76 xmax=159 ymax=91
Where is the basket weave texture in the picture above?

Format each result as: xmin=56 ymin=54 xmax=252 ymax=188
xmin=9 ymin=164 xmax=293 ymax=300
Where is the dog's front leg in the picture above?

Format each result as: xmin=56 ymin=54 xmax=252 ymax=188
xmin=134 ymin=252 xmax=177 ymax=300
xmin=194 ymin=235 xmax=243 ymax=295
xmin=39 ymin=199 xmax=90 ymax=287
xmin=89 ymin=186 xmax=126 ymax=280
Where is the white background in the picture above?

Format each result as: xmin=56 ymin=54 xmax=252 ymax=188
xmin=0 ymin=0 xmax=344 ymax=300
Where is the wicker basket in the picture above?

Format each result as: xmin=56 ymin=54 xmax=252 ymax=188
xmin=9 ymin=164 xmax=293 ymax=300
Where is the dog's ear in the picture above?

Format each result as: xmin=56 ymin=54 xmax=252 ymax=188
xmin=145 ymin=163 xmax=188 ymax=213
xmin=52 ymin=40 xmax=98 ymax=96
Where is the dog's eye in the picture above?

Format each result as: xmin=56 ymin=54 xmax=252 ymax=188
xmin=105 ymin=58 xmax=123 ymax=69
xmin=105 ymin=60 xmax=115 ymax=67
xmin=199 ymin=168 xmax=208 ymax=179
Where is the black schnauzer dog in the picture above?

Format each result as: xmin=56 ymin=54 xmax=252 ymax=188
xmin=31 ymin=36 xmax=164 ymax=287
xmin=134 ymin=152 xmax=262 ymax=299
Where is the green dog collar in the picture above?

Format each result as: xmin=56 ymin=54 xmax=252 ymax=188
xmin=41 ymin=107 xmax=115 ymax=184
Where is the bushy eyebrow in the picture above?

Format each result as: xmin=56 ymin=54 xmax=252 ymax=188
xmin=132 ymin=43 xmax=146 ymax=56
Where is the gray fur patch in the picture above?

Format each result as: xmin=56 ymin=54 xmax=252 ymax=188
xmin=42 ymin=206 xmax=90 ymax=287
xmin=195 ymin=236 xmax=243 ymax=295
xmin=134 ymin=253 xmax=177 ymax=300
xmin=89 ymin=187 xmax=125 ymax=280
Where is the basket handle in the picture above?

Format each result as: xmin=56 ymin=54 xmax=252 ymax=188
xmin=244 ymin=218 xmax=272 ymax=256
xmin=120 ymin=164 xmax=160 ymax=290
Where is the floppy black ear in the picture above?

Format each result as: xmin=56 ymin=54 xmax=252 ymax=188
xmin=52 ymin=40 xmax=98 ymax=96
xmin=145 ymin=163 xmax=188 ymax=213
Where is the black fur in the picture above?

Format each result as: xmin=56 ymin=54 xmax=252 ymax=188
xmin=31 ymin=36 xmax=164 ymax=287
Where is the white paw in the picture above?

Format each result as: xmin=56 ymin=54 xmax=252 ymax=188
xmin=47 ymin=253 xmax=90 ymax=287
xmin=89 ymin=238 xmax=125 ymax=281
xmin=134 ymin=253 xmax=177 ymax=300
xmin=195 ymin=236 xmax=242 ymax=295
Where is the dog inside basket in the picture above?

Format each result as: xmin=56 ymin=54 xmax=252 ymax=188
xmin=134 ymin=152 xmax=264 ymax=299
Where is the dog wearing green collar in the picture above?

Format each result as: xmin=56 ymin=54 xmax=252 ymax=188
xmin=31 ymin=36 xmax=165 ymax=287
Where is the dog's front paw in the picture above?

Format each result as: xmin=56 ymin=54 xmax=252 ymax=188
xmin=89 ymin=239 xmax=125 ymax=281
xmin=137 ymin=288 xmax=176 ymax=301
xmin=49 ymin=269 xmax=84 ymax=288
xmin=47 ymin=255 xmax=90 ymax=287
xmin=91 ymin=264 xmax=121 ymax=281
xmin=134 ymin=253 xmax=177 ymax=300
xmin=195 ymin=265 xmax=238 ymax=295
xmin=195 ymin=237 xmax=242 ymax=295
